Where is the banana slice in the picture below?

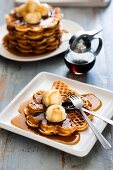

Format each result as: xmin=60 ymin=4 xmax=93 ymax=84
xmin=16 ymin=0 xmax=50 ymax=24
xmin=36 ymin=3 xmax=50 ymax=17
xmin=26 ymin=0 xmax=40 ymax=13
xmin=24 ymin=12 xmax=41 ymax=24
xmin=17 ymin=4 xmax=27 ymax=17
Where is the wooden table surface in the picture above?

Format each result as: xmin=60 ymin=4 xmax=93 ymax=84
xmin=0 ymin=0 xmax=113 ymax=170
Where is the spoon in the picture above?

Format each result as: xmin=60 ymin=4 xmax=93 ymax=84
xmin=69 ymin=28 xmax=103 ymax=53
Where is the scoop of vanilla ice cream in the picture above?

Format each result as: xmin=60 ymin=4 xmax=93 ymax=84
xmin=46 ymin=105 xmax=67 ymax=122
xmin=42 ymin=90 xmax=62 ymax=107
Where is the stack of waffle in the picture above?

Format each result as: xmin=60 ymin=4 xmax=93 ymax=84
xmin=4 ymin=7 xmax=62 ymax=54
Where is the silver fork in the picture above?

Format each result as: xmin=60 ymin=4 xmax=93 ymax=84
xmin=68 ymin=94 xmax=111 ymax=149
xmin=82 ymin=108 xmax=113 ymax=125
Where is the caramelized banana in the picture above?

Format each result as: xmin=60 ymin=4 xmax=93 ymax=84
xmin=26 ymin=0 xmax=40 ymax=13
xmin=36 ymin=3 xmax=50 ymax=17
xmin=17 ymin=5 xmax=27 ymax=17
xmin=24 ymin=12 xmax=41 ymax=24
xmin=27 ymin=100 xmax=46 ymax=114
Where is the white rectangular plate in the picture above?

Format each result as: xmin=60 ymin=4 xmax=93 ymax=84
xmin=0 ymin=72 xmax=113 ymax=157
xmin=40 ymin=0 xmax=110 ymax=7
xmin=15 ymin=0 xmax=110 ymax=7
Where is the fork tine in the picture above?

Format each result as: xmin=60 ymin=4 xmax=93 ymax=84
xmin=67 ymin=93 xmax=73 ymax=98
xmin=72 ymin=94 xmax=80 ymax=99
xmin=67 ymin=93 xmax=71 ymax=97
xmin=70 ymin=94 xmax=79 ymax=99
xmin=71 ymin=94 xmax=74 ymax=97
xmin=69 ymin=96 xmax=75 ymax=100
xmin=67 ymin=94 xmax=77 ymax=102
xmin=69 ymin=95 xmax=77 ymax=100
xmin=67 ymin=93 xmax=80 ymax=103
xmin=73 ymin=95 xmax=81 ymax=101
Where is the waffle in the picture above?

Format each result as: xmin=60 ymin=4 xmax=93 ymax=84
xmin=24 ymin=90 xmax=77 ymax=136
xmin=39 ymin=118 xmax=77 ymax=136
xmin=23 ymin=81 xmax=101 ymax=135
xmin=52 ymin=80 xmax=80 ymax=101
xmin=3 ymin=6 xmax=62 ymax=55
xmin=52 ymin=80 xmax=94 ymax=131
xmin=67 ymin=111 xmax=93 ymax=131
xmin=26 ymin=111 xmax=77 ymax=136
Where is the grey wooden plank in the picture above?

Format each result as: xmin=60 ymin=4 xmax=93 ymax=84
xmin=2 ymin=134 xmax=62 ymax=170
xmin=0 ymin=129 xmax=9 ymax=170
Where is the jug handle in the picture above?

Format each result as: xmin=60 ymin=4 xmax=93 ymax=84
xmin=91 ymin=38 xmax=103 ymax=56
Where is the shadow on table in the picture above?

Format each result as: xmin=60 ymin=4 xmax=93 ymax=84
xmin=66 ymin=71 xmax=88 ymax=83
xmin=0 ymin=52 xmax=65 ymax=71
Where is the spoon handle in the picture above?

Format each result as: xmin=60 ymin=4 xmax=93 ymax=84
xmin=83 ymin=108 xmax=113 ymax=125
xmin=80 ymin=109 xmax=111 ymax=149
xmin=83 ymin=28 xmax=103 ymax=39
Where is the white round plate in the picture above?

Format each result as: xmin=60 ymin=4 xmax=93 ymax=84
xmin=0 ymin=19 xmax=83 ymax=62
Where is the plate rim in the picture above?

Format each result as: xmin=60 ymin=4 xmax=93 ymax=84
xmin=0 ymin=19 xmax=83 ymax=62
xmin=0 ymin=71 xmax=113 ymax=157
